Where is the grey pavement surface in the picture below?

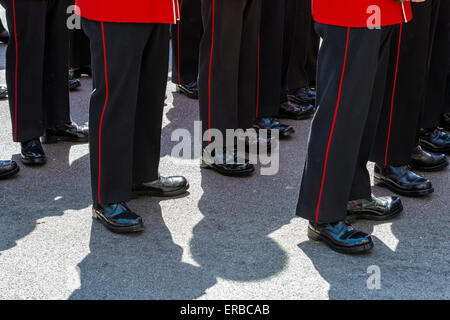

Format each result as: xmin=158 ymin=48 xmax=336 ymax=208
xmin=0 ymin=23 xmax=449 ymax=300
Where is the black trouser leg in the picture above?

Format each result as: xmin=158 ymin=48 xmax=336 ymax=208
xmin=2 ymin=0 xmax=47 ymax=142
xmin=296 ymin=24 xmax=392 ymax=224
xmin=43 ymin=0 xmax=72 ymax=128
xmin=2 ymin=0 xmax=71 ymax=142
xmin=171 ymin=0 xmax=203 ymax=85
xmin=69 ymin=29 xmax=91 ymax=71
xmin=371 ymin=2 xmax=433 ymax=166
xmin=199 ymin=0 xmax=260 ymax=144
xmin=422 ymin=0 xmax=450 ymax=128
xmin=83 ymin=19 xmax=168 ymax=205
xmin=255 ymin=0 xmax=285 ymax=118
xmin=285 ymin=0 xmax=318 ymax=91
xmin=350 ymin=27 xmax=393 ymax=201
xmin=133 ymin=25 xmax=170 ymax=185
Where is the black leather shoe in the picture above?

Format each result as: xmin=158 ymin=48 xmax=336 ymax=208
xmin=419 ymin=127 xmax=450 ymax=154
xmin=253 ymin=117 xmax=294 ymax=138
xmin=374 ymin=164 xmax=434 ymax=197
xmin=0 ymin=29 xmax=9 ymax=44
xmin=307 ymin=221 xmax=373 ymax=254
xmin=287 ymin=87 xmax=316 ymax=105
xmin=201 ymin=147 xmax=255 ymax=177
xmin=279 ymin=101 xmax=315 ymax=120
xmin=410 ymin=145 xmax=448 ymax=172
xmin=93 ymin=202 xmax=144 ymax=233
xmin=0 ymin=160 xmax=19 ymax=180
xmin=21 ymin=139 xmax=46 ymax=165
xmin=41 ymin=122 xmax=88 ymax=144
xmin=133 ymin=176 xmax=189 ymax=198
xmin=440 ymin=113 xmax=450 ymax=131
xmin=176 ymin=81 xmax=199 ymax=99
xmin=69 ymin=77 xmax=81 ymax=91
xmin=347 ymin=195 xmax=403 ymax=222
xmin=0 ymin=85 xmax=7 ymax=99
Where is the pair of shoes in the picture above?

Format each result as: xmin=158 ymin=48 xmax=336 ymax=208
xmin=253 ymin=117 xmax=295 ymax=138
xmin=308 ymin=194 xmax=402 ymax=254
xmin=374 ymin=164 xmax=434 ymax=197
xmin=279 ymin=100 xmax=315 ymax=120
xmin=410 ymin=145 xmax=448 ymax=172
xmin=93 ymin=176 xmax=189 ymax=233
xmin=0 ymin=85 xmax=8 ymax=99
xmin=69 ymin=76 xmax=82 ymax=91
xmin=0 ymin=160 xmax=19 ymax=180
xmin=374 ymin=146 xmax=447 ymax=196
xmin=201 ymin=147 xmax=255 ymax=177
xmin=176 ymin=81 xmax=199 ymax=100
xmin=41 ymin=122 xmax=88 ymax=144
xmin=287 ymin=86 xmax=316 ymax=105
xmin=419 ymin=127 xmax=450 ymax=154
xmin=21 ymin=122 xmax=89 ymax=165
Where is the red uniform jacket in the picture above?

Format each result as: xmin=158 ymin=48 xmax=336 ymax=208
xmin=312 ymin=0 xmax=412 ymax=27
xmin=75 ymin=0 xmax=180 ymax=24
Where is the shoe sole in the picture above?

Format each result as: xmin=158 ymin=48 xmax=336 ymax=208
xmin=176 ymin=87 xmax=199 ymax=100
xmin=21 ymin=157 xmax=47 ymax=166
xmin=307 ymin=227 xmax=374 ymax=255
xmin=410 ymin=159 xmax=449 ymax=172
xmin=133 ymin=183 xmax=190 ymax=198
xmin=92 ymin=208 xmax=144 ymax=234
xmin=201 ymin=160 xmax=255 ymax=177
xmin=419 ymin=140 xmax=450 ymax=154
xmin=346 ymin=203 xmax=403 ymax=222
xmin=373 ymin=174 xmax=434 ymax=197
xmin=0 ymin=166 xmax=20 ymax=180
xmin=41 ymin=135 xmax=89 ymax=144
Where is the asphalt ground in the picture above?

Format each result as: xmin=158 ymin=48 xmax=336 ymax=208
xmin=0 ymin=11 xmax=448 ymax=300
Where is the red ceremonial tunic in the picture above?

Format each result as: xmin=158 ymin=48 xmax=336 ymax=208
xmin=75 ymin=0 xmax=180 ymax=24
xmin=312 ymin=0 xmax=412 ymax=27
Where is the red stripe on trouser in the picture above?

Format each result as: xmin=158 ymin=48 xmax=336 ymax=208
xmin=207 ymin=0 xmax=215 ymax=143
xmin=12 ymin=0 xmax=18 ymax=141
xmin=255 ymin=34 xmax=260 ymax=118
xmin=314 ymin=27 xmax=350 ymax=223
xmin=384 ymin=23 xmax=403 ymax=166
xmin=177 ymin=0 xmax=183 ymax=85
xmin=98 ymin=22 xmax=109 ymax=205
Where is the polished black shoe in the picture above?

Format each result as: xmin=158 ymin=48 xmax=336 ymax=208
xmin=347 ymin=195 xmax=403 ymax=222
xmin=287 ymin=87 xmax=316 ymax=105
xmin=419 ymin=127 xmax=450 ymax=154
xmin=133 ymin=176 xmax=189 ymax=198
xmin=440 ymin=113 xmax=450 ymax=131
xmin=374 ymin=164 xmax=434 ymax=197
xmin=69 ymin=76 xmax=81 ymax=91
xmin=0 ymin=29 xmax=9 ymax=44
xmin=0 ymin=85 xmax=7 ymax=99
xmin=41 ymin=122 xmax=88 ymax=144
xmin=279 ymin=100 xmax=315 ymax=120
xmin=253 ymin=117 xmax=294 ymax=138
xmin=307 ymin=221 xmax=373 ymax=254
xmin=201 ymin=147 xmax=255 ymax=177
xmin=0 ymin=160 xmax=19 ymax=180
xmin=176 ymin=81 xmax=199 ymax=99
xmin=21 ymin=139 xmax=46 ymax=165
xmin=93 ymin=202 xmax=144 ymax=233
xmin=410 ymin=145 xmax=448 ymax=172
